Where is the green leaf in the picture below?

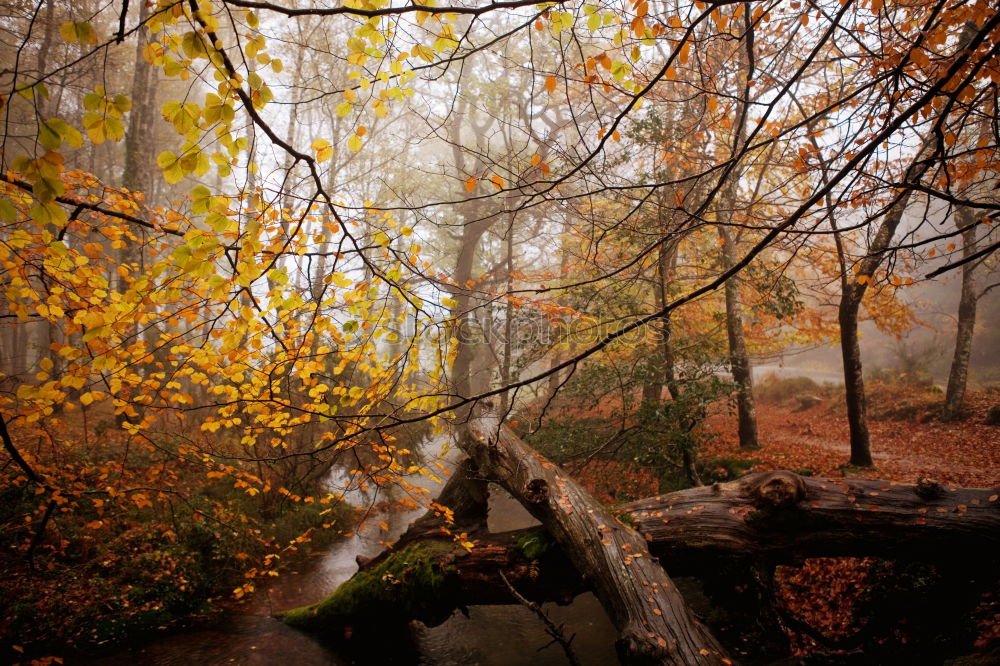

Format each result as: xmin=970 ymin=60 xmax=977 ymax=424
xmin=47 ymin=118 xmax=83 ymax=148
xmin=181 ymin=32 xmax=207 ymax=59
xmin=82 ymin=325 xmax=107 ymax=343
xmin=157 ymin=151 xmax=178 ymax=168
xmin=190 ymin=185 xmax=212 ymax=213
xmin=33 ymin=176 xmax=65 ymax=203
xmin=158 ymin=151 xmax=185 ymax=184
xmin=113 ymin=94 xmax=132 ymax=114
xmin=38 ymin=121 xmax=63 ymax=151
xmin=206 ymin=212 xmax=234 ymax=233
xmin=0 ymin=198 xmax=18 ymax=222
xmin=30 ymin=201 xmax=68 ymax=226
xmin=104 ymin=116 xmax=125 ymax=142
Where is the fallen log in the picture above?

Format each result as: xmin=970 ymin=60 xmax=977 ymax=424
xmin=281 ymin=422 xmax=1000 ymax=663
xmin=283 ymin=416 xmax=731 ymax=664
xmin=628 ymin=470 xmax=1000 ymax=567
xmin=281 ymin=470 xmax=1000 ymax=617
xmin=461 ymin=415 xmax=731 ymax=665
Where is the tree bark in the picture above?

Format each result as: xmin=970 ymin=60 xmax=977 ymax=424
xmin=719 ymin=225 xmax=760 ymax=451
xmin=838 ymin=294 xmax=874 ymax=468
xmin=943 ymin=207 xmax=979 ymax=421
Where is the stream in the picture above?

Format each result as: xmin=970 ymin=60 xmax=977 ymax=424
xmin=81 ymin=437 xmax=619 ymax=665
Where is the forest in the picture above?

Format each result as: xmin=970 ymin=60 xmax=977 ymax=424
xmin=1 ymin=0 xmax=999 ymax=664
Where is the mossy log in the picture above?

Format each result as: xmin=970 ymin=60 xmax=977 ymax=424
xmin=279 ymin=533 xmax=584 ymax=633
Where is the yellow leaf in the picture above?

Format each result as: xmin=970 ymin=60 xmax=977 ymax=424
xmin=330 ymin=272 xmax=352 ymax=288
xmin=348 ymin=135 xmax=362 ymax=152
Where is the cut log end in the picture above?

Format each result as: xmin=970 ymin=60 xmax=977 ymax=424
xmin=916 ymin=476 xmax=946 ymax=500
xmin=524 ymin=478 xmax=549 ymax=504
xmin=746 ymin=470 xmax=807 ymax=510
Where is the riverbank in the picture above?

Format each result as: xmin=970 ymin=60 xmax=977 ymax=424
xmin=0 ymin=418 xmax=354 ymax=665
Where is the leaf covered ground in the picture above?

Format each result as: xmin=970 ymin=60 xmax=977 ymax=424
xmin=703 ymin=385 xmax=1000 ymax=487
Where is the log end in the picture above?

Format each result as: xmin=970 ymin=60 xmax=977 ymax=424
xmin=915 ymin=476 xmax=946 ymax=500
xmin=746 ymin=471 xmax=807 ymax=510
xmin=524 ymin=478 xmax=549 ymax=505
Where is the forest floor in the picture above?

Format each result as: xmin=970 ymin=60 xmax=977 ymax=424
xmin=702 ymin=385 xmax=1000 ymax=488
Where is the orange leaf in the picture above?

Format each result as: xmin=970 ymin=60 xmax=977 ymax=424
xmin=531 ymin=154 xmax=541 ymax=166
xmin=464 ymin=175 xmax=477 ymax=192
xmin=545 ymin=75 xmax=557 ymax=93
xmin=491 ymin=175 xmax=504 ymax=190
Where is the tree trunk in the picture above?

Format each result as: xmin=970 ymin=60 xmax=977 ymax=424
xmin=837 ymin=167 xmax=925 ymax=467
xmin=836 ymin=20 xmax=978 ymax=465
xmin=943 ymin=206 xmax=978 ymax=421
xmin=719 ymin=226 xmax=759 ymax=451
xmin=643 ymin=230 xmax=679 ymax=404
xmin=838 ymin=294 xmax=874 ymax=467
xmin=715 ymin=11 xmax=759 ymax=452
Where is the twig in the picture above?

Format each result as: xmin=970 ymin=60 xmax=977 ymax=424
xmin=499 ymin=569 xmax=581 ymax=666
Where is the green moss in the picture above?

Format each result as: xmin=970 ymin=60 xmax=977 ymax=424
xmin=513 ymin=527 xmax=554 ymax=560
xmin=279 ymin=541 xmax=456 ymax=631
xmin=615 ymin=510 xmax=638 ymax=529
